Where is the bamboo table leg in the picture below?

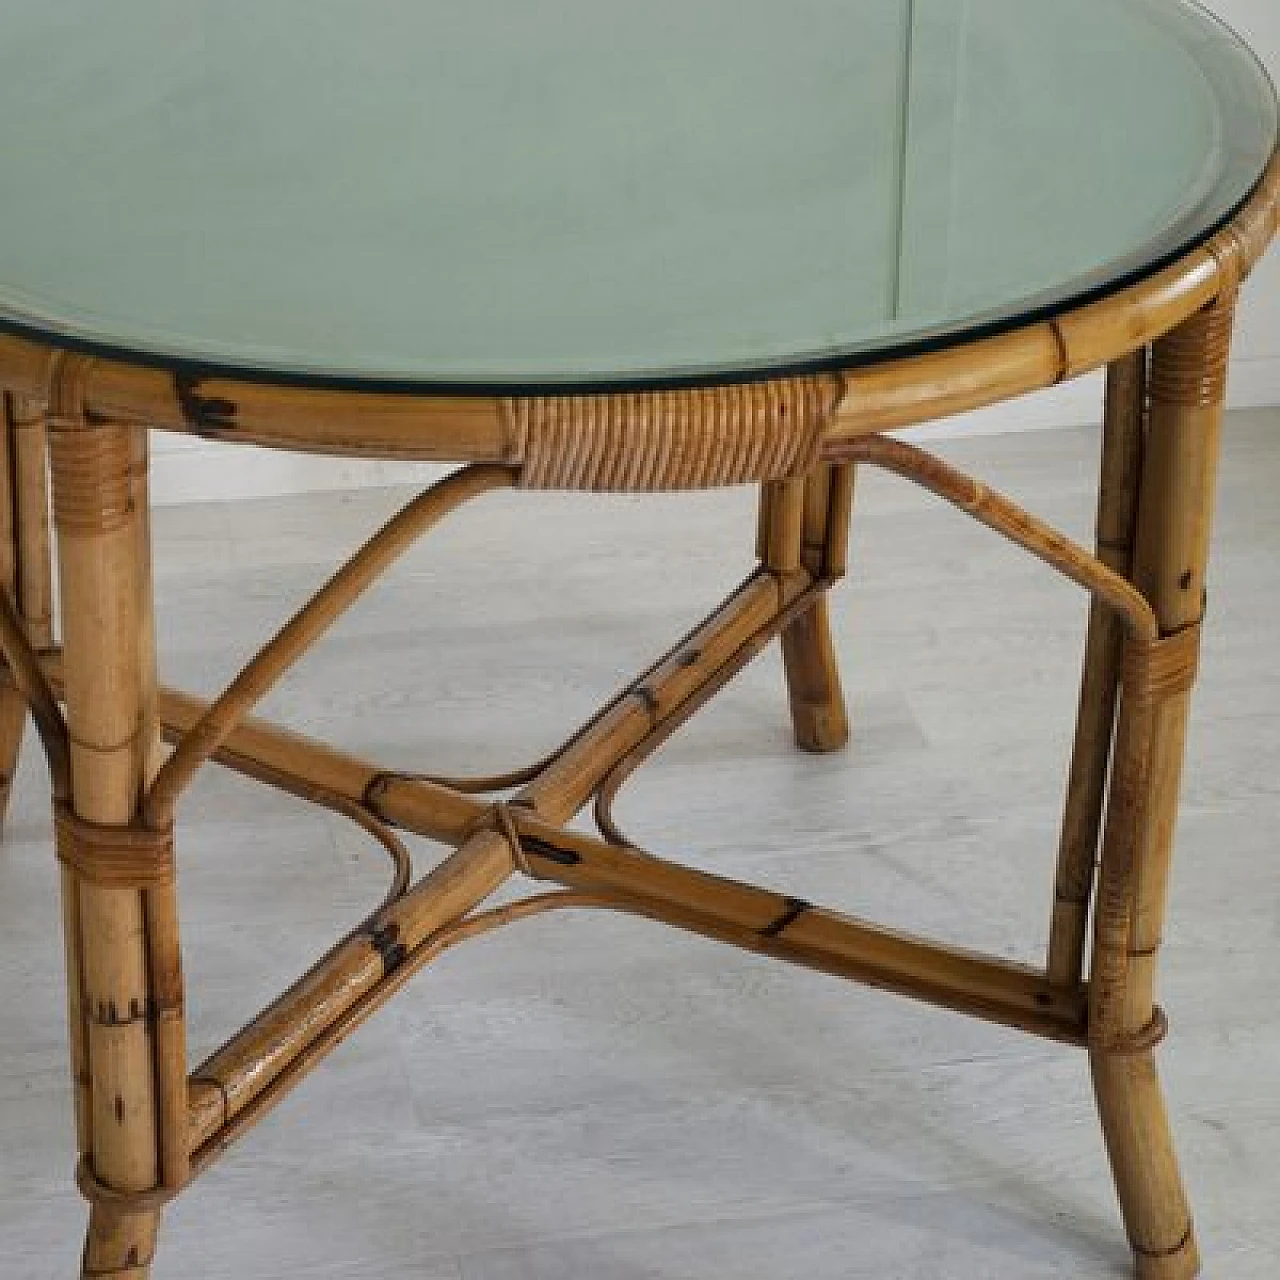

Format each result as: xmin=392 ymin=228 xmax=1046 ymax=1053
xmin=1049 ymin=353 xmax=1146 ymax=986
xmin=1089 ymin=296 xmax=1236 ymax=1280
xmin=0 ymin=393 xmax=52 ymax=831
xmin=760 ymin=463 xmax=855 ymax=752
xmin=0 ymin=395 xmax=26 ymax=824
xmin=48 ymin=358 xmax=185 ymax=1280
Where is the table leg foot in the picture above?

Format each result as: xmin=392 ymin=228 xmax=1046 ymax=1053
xmin=780 ymin=595 xmax=849 ymax=753
xmin=1092 ymin=1049 xmax=1200 ymax=1279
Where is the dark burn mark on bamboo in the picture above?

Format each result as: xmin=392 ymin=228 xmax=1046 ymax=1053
xmin=174 ymin=374 xmax=238 ymax=436
xmin=368 ymin=922 xmax=407 ymax=975
xmin=1179 ymin=570 xmax=1194 ymax=591
xmin=633 ymin=685 xmax=660 ymax=714
xmin=520 ymin=836 xmax=582 ymax=867
xmin=90 ymin=997 xmax=158 ymax=1027
xmin=760 ymin=898 xmax=812 ymax=939
xmin=678 ymin=648 xmax=702 ymax=668
xmin=114 ymin=1095 xmax=126 ymax=1126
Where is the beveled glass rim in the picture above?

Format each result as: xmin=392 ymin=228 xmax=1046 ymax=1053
xmin=0 ymin=0 xmax=1275 ymax=398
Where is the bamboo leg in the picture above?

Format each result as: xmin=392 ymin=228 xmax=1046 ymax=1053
xmin=1089 ymin=300 xmax=1236 ymax=1280
xmin=1048 ymin=353 xmax=1146 ymax=985
xmin=0 ymin=393 xmax=54 ymax=831
xmin=49 ymin=363 xmax=180 ymax=1280
xmin=0 ymin=392 xmax=53 ymax=829
xmin=760 ymin=464 xmax=854 ymax=752
xmin=0 ymin=395 xmax=25 ymax=826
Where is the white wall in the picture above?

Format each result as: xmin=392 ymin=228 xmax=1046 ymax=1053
xmin=153 ymin=0 xmax=1280 ymax=503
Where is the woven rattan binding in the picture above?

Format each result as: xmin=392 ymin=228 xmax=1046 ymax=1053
xmin=1149 ymin=301 xmax=1235 ymax=409
xmin=508 ymin=374 xmax=844 ymax=491
xmin=1121 ymin=624 xmax=1201 ymax=707
xmin=55 ymin=802 xmax=176 ymax=889
xmin=46 ymin=419 xmax=134 ymax=536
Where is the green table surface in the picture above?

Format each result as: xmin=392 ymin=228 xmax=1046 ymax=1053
xmin=0 ymin=0 xmax=1275 ymax=392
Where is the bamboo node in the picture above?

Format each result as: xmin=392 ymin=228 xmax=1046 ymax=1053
xmin=508 ymin=375 xmax=843 ymax=491
xmin=632 ymin=684 xmax=661 ymax=716
xmin=54 ymin=801 xmax=176 ymax=889
xmin=85 ymin=994 xmax=183 ymax=1031
xmin=1121 ymin=625 xmax=1201 ymax=708
xmin=75 ymin=1155 xmax=180 ymax=1216
xmin=1092 ymin=1007 xmax=1170 ymax=1056
xmin=366 ymin=921 xmax=408 ymax=976
xmin=1133 ymin=1222 xmax=1195 ymax=1261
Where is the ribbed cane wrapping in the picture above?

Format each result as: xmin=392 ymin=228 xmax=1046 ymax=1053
xmin=508 ymin=375 xmax=843 ymax=491
xmin=1120 ymin=625 xmax=1201 ymax=709
xmin=1148 ymin=298 xmax=1235 ymax=409
xmin=47 ymin=420 xmax=133 ymax=536
xmin=55 ymin=803 xmax=175 ymax=889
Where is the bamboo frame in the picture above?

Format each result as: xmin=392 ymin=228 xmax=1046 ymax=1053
xmin=1083 ymin=296 xmax=1237 ymax=1280
xmin=0 ymin=395 xmax=26 ymax=823
xmin=761 ymin=464 xmax=856 ymax=752
xmin=0 ymin=142 xmax=1272 ymax=1280
xmin=0 ymin=392 xmax=53 ymax=826
xmin=48 ymin=356 xmax=169 ymax=1278
xmin=1049 ymin=352 xmax=1147 ymax=986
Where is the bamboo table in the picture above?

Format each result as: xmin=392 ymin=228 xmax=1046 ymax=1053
xmin=0 ymin=3 xmax=1277 ymax=1277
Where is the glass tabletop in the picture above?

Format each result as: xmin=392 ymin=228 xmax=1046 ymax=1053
xmin=0 ymin=1 xmax=1275 ymax=394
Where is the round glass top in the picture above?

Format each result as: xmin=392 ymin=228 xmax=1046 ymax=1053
xmin=0 ymin=0 xmax=1275 ymax=393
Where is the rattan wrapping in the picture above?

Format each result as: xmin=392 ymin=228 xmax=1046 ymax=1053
xmin=509 ymin=375 xmax=843 ymax=491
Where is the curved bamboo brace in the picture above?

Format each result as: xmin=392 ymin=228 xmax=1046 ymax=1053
xmin=143 ymin=463 xmax=516 ymax=828
xmin=0 ymin=591 xmax=69 ymax=798
xmin=831 ymin=434 xmax=1158 ymax=644
xmin=271 ymin=770 xmax=414 ymax=912
xmin=593 ymin=575 xmax=830 ymax=849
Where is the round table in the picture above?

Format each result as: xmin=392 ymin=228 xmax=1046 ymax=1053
xmin=0 ymin=3 xmax=1276 ymax=1277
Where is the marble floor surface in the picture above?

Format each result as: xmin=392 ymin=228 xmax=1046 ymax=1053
xmin=1 ymin=414 xmax=1278 ymax=1278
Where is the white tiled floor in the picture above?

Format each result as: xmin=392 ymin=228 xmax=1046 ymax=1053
xmin=2 ymin=416 xmax=1278 ymax=1277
